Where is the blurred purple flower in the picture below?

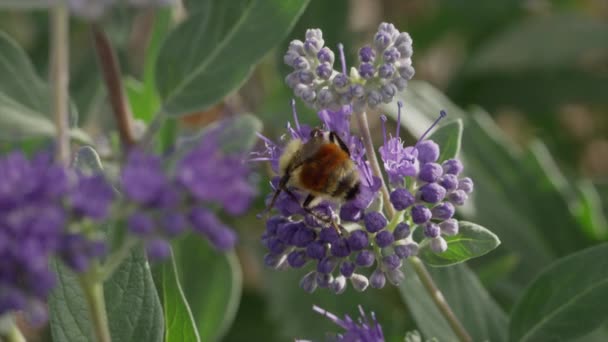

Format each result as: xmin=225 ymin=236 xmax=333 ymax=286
xmin=69 ymin=173 xmax=115 ymax=220
xmin=0 ymin=151 xmax=105 ymax=322
xmin=177 ymin=127 xmax=255 ymax=216
xmin=305 ymin=305 xmax=385 ymax=342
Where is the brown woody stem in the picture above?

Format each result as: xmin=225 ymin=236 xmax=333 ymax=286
xmin=91 ymin=25 xmax=136 ymax=149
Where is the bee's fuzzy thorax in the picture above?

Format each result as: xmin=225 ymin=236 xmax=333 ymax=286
xmin=279 ymin=139 xmax=303 ymax=174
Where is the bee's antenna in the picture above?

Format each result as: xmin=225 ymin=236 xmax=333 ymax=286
xmin=257 ymin=187 xmax=282 ymax=219
xmin=258 ymin=175 xmax=290 ymax=219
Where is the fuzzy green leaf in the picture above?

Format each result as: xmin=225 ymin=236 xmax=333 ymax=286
xmin=156 ymin=0 xmax=309 ymax=116
xmin=510 ymin=243 xmax=608 ymax=342
xmin=418 ymin=221 xmax=500 ymax=267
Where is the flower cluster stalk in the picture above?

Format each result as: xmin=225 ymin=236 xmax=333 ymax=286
xmin=50 ymin=4 xmax=70 ymax=166
xmin=79 ymin=268 xmax=112 ymax=342
xmin=355 ymin=111 xmax=472 ymax=342
xmin=51 ymin=11 xmax=115 ymax=342
xmin=354 ymin=111 xmax=395 ymax=219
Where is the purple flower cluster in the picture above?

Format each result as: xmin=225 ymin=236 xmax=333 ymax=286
xmin=0 ymin=152 xmax=109 ymax=322
xmin=300 ymin=305 xmax=384 ymax=342
xmin=259 ymin=105 xmax=403 ymax=293
xmin=380 ymin=106 xmax=474 ymax=253
xmin=284 ymin=22 xmax=414 ymax=112
xmin=1 ymin=119 xmax=256 ymax=321
xmin=258 ymin=107 xmax=474 ymax=293
xmin=122 ymin=123 xmax=256 ymax=258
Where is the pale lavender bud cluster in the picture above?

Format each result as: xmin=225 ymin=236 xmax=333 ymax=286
xmin=284 ymin=22 xmax=414 ymax=112
xmin=284 ymin=29 xmax=340 ymax=109
xmin=353 ymin=23 xmax=414 ymax=110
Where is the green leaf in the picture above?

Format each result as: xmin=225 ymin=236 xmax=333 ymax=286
xmin=49 ymin=147 xmax=163 ymax=342
xmin=49 ymin=247 xmax=164 ymax=342
xmin=159 ymin=251 xmax=200 ymax=342
xmin=103 ymin=247 xmax=164 ymax=341
xmin=509 ymin=243 xmax=608 ymax=342
xmin=418 ymin=221 xmax=501 ymax=267
xmin=155 ymin=0 xmax=310 ymax=116
xmin=171 ymin=234 xmax=242 ymax=342
xmin=428 ymin=119 xmax=463 ymax=162
xmin=466 ymin=14 xmax=608 ymax=74
xmin=400 ymin=262 xmax=508 ymax=342
xmin=476 ymin=253 xmax=521 ymax=289
xmin=126 ymin=8 xmax=171 ymax=123
xmin=574 ymin=180 xmax=608 ymax=241
xmin=597 ymin=182 xmax=608 ymax=221
xmin=0 ymin=31 xmax=90 ymax=143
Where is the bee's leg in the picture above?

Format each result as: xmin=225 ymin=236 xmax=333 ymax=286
xmin=302 ymin=194 xmax=315 ymax=208
xmin=303 ymin=194 xmax=341 ymax=233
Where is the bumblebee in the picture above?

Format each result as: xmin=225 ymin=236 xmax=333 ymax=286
xmin=266 ymin=128 xmax=361 ymax=215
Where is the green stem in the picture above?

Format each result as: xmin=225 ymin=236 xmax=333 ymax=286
xmin=354 ymin=110 xmax=472 ymax=342
xmin=7 ymin=325 xmax=25 ymax=342
xmin=354 ymin=111 xmax=395 ymax=218
xmin=79 ymin=272 xmax=112 ymax=342
xmin=50 ymin=4 xmax=70 ymax=165
xmin=1 ymin=316 xmax=26 ymax=342
xmin=409 ymin=257 xmax=472 ymax=342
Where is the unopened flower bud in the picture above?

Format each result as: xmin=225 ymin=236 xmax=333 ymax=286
xmin=331 ymin=275 xmax=347 ymax=294
xmin=419 ymin=183 xmax=447 ymax=204
xmin=300 ymin=271 xmax=318 ymax=293
xmin=393 ymin=223 xmax=411 ymax=240
xmin=359 ymin=46 xmax=376 ymax=63
xmin=317 ymin=47 xmax=335 ymax=64
xmin=418 ymin=162 xmax=443 ymax=183
xmin=458 ymin=177 xmax=474 ymax=194
xmin=390 ymin=188 xmax=415 ymax=210
xmin=350 ymin=274 xmax=369 ymax=292
xmin=364 ymin=212 xmax=388 ymax=233
xmin=424 ymin=223 xmax=441 ymax=238
xmin=386 ymin=268 xmax=405 ymax=285
xmin=370 ymin=268 xmax=386 ymax=289
xmin=359 ymin=63 xmax=375 ymax=79
xmin=430 ymin=236 xmax=448 ymax=253
xmin=431 ymin=202 xmax=455 ymax=220
xmin=440 ymin=219 xmax=459 ymax=236
xmin=355 ymin=250 xmax=375 ymax=267
xmin=411 ymin=205 xmax=432 ymax=224
xmin=448 ymin=190 xmax=468 ymax=206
